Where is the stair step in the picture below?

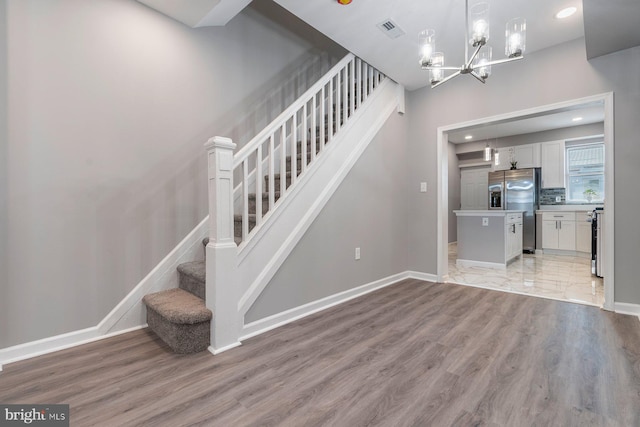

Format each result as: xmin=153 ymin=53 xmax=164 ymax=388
xmin=234 ymin=213 xmax=257 ymax=238
xmin=177 ymin=261 xmax=205 ymax=300
xmin=264 ymin=171 xmax=295 ymax=189
xmin=248 ymin=192 xmax=281 ymax=215
xmin=143 ymin=288 xmax=211 ymax=354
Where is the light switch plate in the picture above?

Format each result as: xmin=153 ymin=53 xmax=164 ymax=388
xmin=355 ymin=247 xmax=361 ymax=260
xmin=420 ymin=182 xmax=427 ymax=193
xmin=482 ymin=217 xmax=489 ymax=226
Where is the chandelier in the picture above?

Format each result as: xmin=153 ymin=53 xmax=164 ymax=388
xmin=419 ymin=0 xmax=526 ymax=88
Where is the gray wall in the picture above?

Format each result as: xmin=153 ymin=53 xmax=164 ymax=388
xmin=1 ymin=0 xmax=345 ymax=348
xmin=448 ymin=142 xmax=459 ymax=243
xmin=407 ymin=38 xmax=640 ymax=305
xmin=246 ymin=111 xmax=409 ymax=323
xmin=0 ymin=0 xmax=7 ymax=347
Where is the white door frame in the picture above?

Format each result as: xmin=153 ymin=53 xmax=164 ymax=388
xmin=436 ymin=92 xmax=615 ymax=311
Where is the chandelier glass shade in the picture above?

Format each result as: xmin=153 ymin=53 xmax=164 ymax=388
xmin=419 ymin=0 xmax=526 ymax=88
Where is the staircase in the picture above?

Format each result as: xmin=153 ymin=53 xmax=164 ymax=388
xmin=142 ymin=241 xmax=210 ymax=353
xmin=142 ymin=53 xmax=399 ymax=353
xmin=141 ymin=139 xmax=325 ymax=353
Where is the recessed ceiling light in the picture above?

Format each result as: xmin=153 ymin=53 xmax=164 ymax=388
xmin=555 ymin=7 xmax=577 ymax=19
xmin=572 ymin=116 xmax=583 ymax=122
xmin=465 ymin=135 xmax=473 ymax=140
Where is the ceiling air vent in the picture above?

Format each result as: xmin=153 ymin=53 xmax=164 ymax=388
xmin=377 ymin=19 xmax=405 ymax=39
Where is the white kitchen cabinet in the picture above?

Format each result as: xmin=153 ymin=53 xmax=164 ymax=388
xmin=493 ymin=148 xmax=511 ymax=171
xmin=460 ymin=169 xmax=489 ymax=210
xmin=493 ymin=143 xmax=541 ymax=171
xmin=576 ymin=212 xmax=592 ymax=253
xmin=514 ymin=143 xmax=541 ymax=169
xmin=506 ymin=213 xmax=523 ymax=261
xmin=541 ymin=212 xmax=575 ymax=251
xmin=541 ymin=140 xmax=566 ymax=188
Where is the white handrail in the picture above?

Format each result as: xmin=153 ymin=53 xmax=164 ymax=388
xmin=233 ymin=53 xmax=355 ymax=168
xmin=231 ymin=53 xmax=386 ymax=247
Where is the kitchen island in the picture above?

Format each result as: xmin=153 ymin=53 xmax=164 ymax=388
xmin=454 ymin=210 xmax=524 ymax=268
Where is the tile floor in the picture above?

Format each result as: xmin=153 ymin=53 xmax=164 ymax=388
xmin=447 ymin=243 xmax=604 ymax=307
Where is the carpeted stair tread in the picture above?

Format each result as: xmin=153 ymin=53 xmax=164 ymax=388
xmin=143 ymin=288 xmax=212 ymax=325
xmin=234 ymin=213 xmax=257 ymax=221
xmin=177 ymin=261 xmax=205 ymax=283
xmin=248 ymin=192 xmax=281 ymax=201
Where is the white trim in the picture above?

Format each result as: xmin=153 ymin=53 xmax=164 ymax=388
xmin=238 ymin=78 xmax=400 ymax=315
xmin=437 ymin=92 xmax=616 ymax=311
xmin=456 ymin=259 xmax=507 ymax=269
xmin=0 ymin=325 xmax=147 ymax=368
xmin=406 ymin=271 xmax=439 ymax=283
xmin=614 ymin=302 xmax=640 ymax=317
xmin=602 ymin=92 xmax=615 ymax=311
xmin=207 ymin=342 xmax=242 ymax=355
xmin=241 ymin=272 xmax=410 ymax=340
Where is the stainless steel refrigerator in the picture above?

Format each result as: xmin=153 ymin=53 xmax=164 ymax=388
xmin=488 ymin=168 xmax=540 ymax=253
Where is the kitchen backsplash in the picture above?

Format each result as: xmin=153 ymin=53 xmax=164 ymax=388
xmin=540 ymin=188 xmax=566 ymax=205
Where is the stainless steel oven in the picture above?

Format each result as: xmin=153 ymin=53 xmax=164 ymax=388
xmin=590 ymin=207 xmax=604 ymax=277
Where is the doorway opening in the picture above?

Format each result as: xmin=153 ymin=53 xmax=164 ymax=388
xmin=436 ymin=93 xmax=614 ymax=311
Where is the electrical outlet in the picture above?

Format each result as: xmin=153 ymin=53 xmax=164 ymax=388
xmin=355 ymin=247 xmax=361 ymax=260
xmin=420 ymin=182 xmax=427 ymax=193
xmin=482 ymin=217 xmax=489 ymax=226
xmin=555 ymin=196 xmax=562 ymax=203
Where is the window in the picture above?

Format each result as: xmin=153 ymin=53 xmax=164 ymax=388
xmin=565 ymin=142 xmax=604 ymax=203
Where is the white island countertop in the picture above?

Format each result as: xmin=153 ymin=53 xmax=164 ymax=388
xmin=454 ymin=210 xmax=525 ymax=216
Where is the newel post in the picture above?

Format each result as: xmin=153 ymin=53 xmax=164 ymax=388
xmin=204 ymin=136 xmax=241 ymax=354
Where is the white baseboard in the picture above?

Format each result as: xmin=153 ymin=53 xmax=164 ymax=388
xmin=0 ymin=325 xmax=147 ymax=369
xmin=0 ymin=216 xmax=209 ymax=369
xmin=406 ymin=271 xmax=439 ymax=283
xmin=240 ymin=271 xmax=410 ymax=340
xmin=614 ymin=302 xmax=640 ymax=318
xmin=207 ymin=342 xmax=242 ymax=355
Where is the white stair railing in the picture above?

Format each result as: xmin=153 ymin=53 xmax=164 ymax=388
xmin=204 ymin=54 xmax=387 ymax=353
xmin=230 ymin=53 xmax=385 ymax=247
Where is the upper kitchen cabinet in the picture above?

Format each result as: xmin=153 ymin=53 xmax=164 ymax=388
xmin=514 ymin=143 xmax=541 ymax=169
xmin=541 ymin=140 xmax=566 ymax=188
xmin=494 ymin=143 xmax=541 ymax=171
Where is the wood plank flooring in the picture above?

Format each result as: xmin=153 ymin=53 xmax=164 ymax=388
xmin=2 ymin=279 xmax=640 ymax=426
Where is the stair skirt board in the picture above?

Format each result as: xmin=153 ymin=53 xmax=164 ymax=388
xmin=0 ymin=217 xmax=209 ymax=368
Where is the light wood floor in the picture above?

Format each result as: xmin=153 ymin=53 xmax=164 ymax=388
xmin=2 ymin=279 xmax=640 ymax=426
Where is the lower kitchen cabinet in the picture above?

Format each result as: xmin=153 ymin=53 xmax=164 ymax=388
xmin=576 ymin=219 xmax=592 ymax=253
xmin=542 ymin=212 xmax=576 ymax=251
xmin=506 ymin=217 xmax=523 ymax=261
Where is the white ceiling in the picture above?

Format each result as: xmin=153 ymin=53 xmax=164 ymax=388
xmin=448 ymin=103 xmax=604 ymax=143
xmin=273 ymin=0 xmax=586 ymax=90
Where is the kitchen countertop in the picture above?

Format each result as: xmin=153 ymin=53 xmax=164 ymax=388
xmin=537 ymin=204 xmax=603 ymax=213
xmin=454 ymin=210 xmax=525 ymax=216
